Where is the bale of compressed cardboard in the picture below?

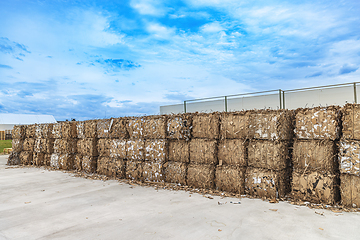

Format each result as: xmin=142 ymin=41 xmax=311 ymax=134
xmin=248 ymin=140 xmax=290 ymax=171
xmin=126 ymin=160 xmax=143 ymax=181
xmin=53 ymin=139 xmax=77 ymax=154
xmin=61 ymin=121 xmax=77 ymax=139
xmin=168 ymin=140 xmax=189 ymax=163
xmin=33 ymin=152 xmax=45 ymax=166
xmin=220 ymin=111 xmax=249 ymax=139
xmin=342 ymin=104 xmax=360 ymax=140
xmin=59 ymin=153 xmax=75 ymax=170
xmin=51 ymin=123 xmax=62 ymax=139
xmin=7 ymin=152 xmax=20 ymax=165
xmin=295 ymin=106 xmax=340 ymax=140
xmin=339 ymin=140 xmax=360 ymax=176
xmin=77 ymin=138 xmax=98 ymax=156
xmin=291 ymin=169 xmax=339 ymax=205
xmin=218 ymin=139 xmax=247 ymax=166
xmin=107 ymin=157 xmax=125 ymax=178
xmin=189 ymin=139 xmax=217 ymax=165
xmin=44 ymin=154 xmax=51 ymax=166
xmin=126 ymin=140 xmax=145 ymax=160
xmin=74 ymin=154 xmax=82 ymax=171
xmin=12 ymin=125 xmax=25 ymax=139
xmin=20 ymin=151 xmax=33 ymax=165
xmin=50 ymin=153 xmax=60 ymax=169
xmin=127 ymin=117 xmax=144 ymax=139
xmin=143 ymin=116 xmax=166 ymax=139
xmin=97 ymin=119 xmax=113 ymax=139
xmin=293 ymin=139 xmax=337 ymax=173
xmin=166 ymin=114 xmax=192 ymax=140
xmin=12 ymin=139 xmax=23 ymax=152
xmin=23 ymin=138 xmax=35 ymax=151
xmin=187 ymin=164 xmax=215 ymax=189
xmin=192 ymin=113 xmax=220 ymax=139
xmin=215 ymin=165 xmax=245 ymax=194
xmin=35 ymin=124 xmax=52 ymax=139
xmin=340 ymin=174 xmax=360 ymax=208
xmin=85 ymin=120 xmax=97 ymax=138
xmin=25 ymin=124 xmax=36 ymax=138
xmin=34 ymin=138 xmax=54 ymax=154
xmin=109 ymin=118 xmax=128 ymax=139
xmin=245 ymin=167 xmax=289 ymax=199
xmin=248 ymin=110 xmax=294 ymax=140
xmin=142 ymin=161 xmax=164 ymax=182
xmin=97 ymin=139 xmax=111 ymax=157
xmin=163 ymin=161 xmax=187 ymax=185
xmin=109 ymin=139 xmax=127 ymax=159
xmin=76 ymin=121 xmax=86 ymax=139
xmin=145 ymin=139 xmax=167 ymax=162
xmin=97 ymin=156 xmax=108 ymax=175
xmin=82 ymin=155 xmax=97 ymax=174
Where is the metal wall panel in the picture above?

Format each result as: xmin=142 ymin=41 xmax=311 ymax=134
xmin=186 ymin=99 xmax=225 ymax=113
xmin=160 ymin=104 xmax=184 ymax=115
xmin=228 ymin=93 xmax=280 ymax=111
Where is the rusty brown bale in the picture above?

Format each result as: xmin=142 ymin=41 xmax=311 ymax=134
xmin=126 ymin=160 xmax=143 ymax=181
xmin=192 ymin=113 xmax=220 ymax=139
xmin=342 ymin=104 xmax=360 ymax=140
xmin=187 ymin=164 xmax=215 ymax=189
xmin=215 ymin=166 xmax=245 ymax=194
xmin=126 ymin=140 xmax=145 ymax=160
xmin=166 ymin=114 xmax=192 ymax=140
xmin=340 ymin=174 xmax=360 ymax=208
xmin=142 ymin=161 xmax=164 ymax=182
xmin=61 ymin=121 xmax=77 ymax=139
xmin=109 ymin=139 xmax=127 ymax=159
xmin=189 ymin=139 xmax=217 ymax=165
xmin=220 ymin=111 xmax=249 ymax=139
xmin=164 ymin=161 xmax=187 ymax=185
xmin=85 ymin=120 xmax=97 ymax=138
xmin=77 ymin=138 xmax=98 ymax=156
xmin=50 ymin=153 xmax=60 ymax=169
xmin=245 ymin=167 xmax=289 ymax=199
xmin=97 ymin=119 xmax=112 ymax=138
xmin=143 ymin=116 xmax=167 ymax=139
xmin=127 ymin=117 xmax=144 ymax=139
xmin=168 ymin=140 xmax=189 ymax=163
xmin=97 ymin=139 xmax=111 ymax=157
xmin=33 ymin=152 xmax=45 ymax=166
xmin=218 ymin=139 xmax=247 ymax=166
xmin=293 ymin=140 xmax=337 ymax=173
xmin=248 ymin=140 xmax=290 ymax=171
xmin=12 ymin=125 xmax=25 ymax=139
xmin=53 ymin=139 xmax=77 ymax=154
xmin=20 ymin=151 xmax=33 ymax=165
xmin=339 ymin=140 xmax=360 ymax=176
xmin=82 ymin=156 xmax=98 ymax=174
xmin=295 ymin=106 xmax=340 ymax=140
xmin=110 ymin=118 xmax=128 ymax=139
xmin=76 ymin=121 xmax=86 ymax=139
xmin=25 ymin=124 xmax=36 ymax=138
xmin=23 ymin=138 xmax=35 ymax=151
xmin=12 ymin=139 xmax=23 ymax=152
xmin=51 ymin=123 xmax=62 ymax=139
xmin=59 ymin=154 xmax=75 ymax=170
xmin=145 ymin=139 xmax=167 ymax=162
xmin=291 ymin=169 xmax=339 ymax=205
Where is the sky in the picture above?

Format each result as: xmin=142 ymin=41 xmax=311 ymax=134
xmin=1 ymin=0 xmax=360 ymax=121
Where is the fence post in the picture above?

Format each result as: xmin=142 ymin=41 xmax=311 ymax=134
xmin=282 ymin=91 xmax=285 ymax=109
xmin=184 ymin=101 xmax=187 ymax=113
xmin=354 ymin=82 xmax=357 ymax=104
xmin=279 ymin=89 xmax=282 ymax=109
xmin=225 ymin=96 xmax=228 ymax=112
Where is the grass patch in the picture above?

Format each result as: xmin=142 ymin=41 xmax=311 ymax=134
xmin=0 ymin=140 xmax=12 ymax=153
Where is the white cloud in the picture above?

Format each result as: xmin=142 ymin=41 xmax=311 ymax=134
xmin=130 ymin=0 xmax=166 ymax=16
xmin=146 ymin=23 xmax=175 ymax=39
xmin=200 ymin=22 xmax=224 ymax=33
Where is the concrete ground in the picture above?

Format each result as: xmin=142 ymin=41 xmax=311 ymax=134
xmin=1 ymin=155 xmax=359 ymax=240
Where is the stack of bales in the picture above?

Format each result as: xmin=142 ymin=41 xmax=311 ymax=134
xmin=8 ymin=125 xmax=25 ymax=165
xmin=21 ymin=125 xmax=36 ymax=165
xmin=76 ymin=120 xmax=98 ymax=173
xmin=339 ymin=104 xmax=360 ymax=208
xmin=33 ymin=123 xmax=53 ymax=166
xmin=217 ymin=111 xmax=248 ymax=194
xmin=50 ymin=122 xmax=77 ymax=170
xmin=97 ymin=118 xmax=128 ymax=178
xmin=164 ymin=114 xmax=192 ymax=185
xmin=292 ymin=106 xmax=340 ymax=205
xmin=187 ymin=113 xmax=218 ymax=189
xmin=245 ymin=110 xmax=294 ymax=199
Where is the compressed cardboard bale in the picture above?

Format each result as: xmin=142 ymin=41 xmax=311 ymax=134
xmin=53 ymin=139 xmax=77 ymax=154
xmin=245 ymin=167 xmax=289 ymax=199
xmin=127 ymin=117 xmax=144 ymax=139
xmin=248 ymin=140 xmax=290 ymax=171
xmin=77 ymin=138 xmax=98 ymax=156
xmin=44 ymin=154 xmax=51 ymax=166
xmin=215 ymin=166 xmax=245 ymax=194
xmin=291 ymin=170 xmax=339 ymax=205
xmin=126 ymin=140 xmax=145 ymax=160
xmin=340 ymin=174 xmax=360 ymax=208
xmin=97 ymin=119 xmax=113 ymax=138
xmin=97 ymin=156 xmax=109 ymax=175
xmin=145 ymin=139 xmax=167 ymax=162
xmin=295 ymin=106 xmax=340 ymax=140
xmin=59 ymin=153 xmax=75 ymax=170
xmin=82 ymin=156 xmax=97 ymax=174
xmin=7 ymin=152 xmax=20 ymax=165
xmin=51 ymin=123 xmax=62 ymax=139
xmin=109 ymin=118 xmax=128 ymax=139
xmin=50 ymin=153 xmax=60 ymax=169
xmin=166 ymin=114 xmax=192 ymax=140
xmin=20 ymin=151 xmax=33 ymax=165
xmin=220 ymin=112 xmax=249 ymax=139
xmin=339 ymin=140 xmax=360 ymax=176
xmin=189 ymin=139 xmax=217 ymax=165
xmin=164 ymin=161 xmax=187 ymax=185
xmin=74 ymin=154 xmax=82 ymax=171
xmin=76 ymin=121 xmax=86 ymax=139
xmin=33 ymin=152 xmax=45 ymax=166
xmin=342 ymin=104 xmax=360 ymax=140
xmin=25 ymin=124 xmax=36 ymax=138
xmin=12 ymin=125 xmax=25 ymax=139
xmin=23 ymin=138 xmax=35 ymax=151
xmin=35 ymin=124 xmax=52 ymax=138
xmin=293 ymin=140 xmax=337 ymax=173
xmin=62 ymin=121 xmax=77 ymax=139
xmin=85 ymin=120 xmax=97 ymax=138
xmin=142 ymin=161 xmax=164 ymax=182
xmin=110 ymin=139 xmax=127 ymax=159
xmin=187 ymin=164 xmax=215 ymax=189
xmin=218 ymin=139 xmax=247 ymax=166
xmin=126 ymin=160 xmax=143 ymax=180
xmin=192 ymin=113 xmax=220 ymax=139
xmin=168 ymin=140 xmax=189 ymax=163
xmin=248 ymin=110 xmax=294 ymax=140
xmin=143 ymin=116 xmax=166 ymax=139
xmin=97 ymin=139 xmax=111 ymax=157
xmin=34 ymin=138 xmax=49 ymax=153
xmin=108 ymin=158 xmax=126 ymax=178
xmin=12 ymin=139 xmax=23 ymax=152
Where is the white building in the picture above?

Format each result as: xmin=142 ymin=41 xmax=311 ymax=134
xmin=0 ymin=114 xmax=57 ymax=131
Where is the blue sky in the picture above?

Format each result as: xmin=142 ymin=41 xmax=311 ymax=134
xmin=1 ymin=0 xmax=360 ymax=120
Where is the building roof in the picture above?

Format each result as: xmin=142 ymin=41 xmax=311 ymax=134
xmin=0 ymin=114 xmax=57 ymax=125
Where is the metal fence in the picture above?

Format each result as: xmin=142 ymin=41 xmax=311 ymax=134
xmin=160 ymin=82 xmax=359 ymax=114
